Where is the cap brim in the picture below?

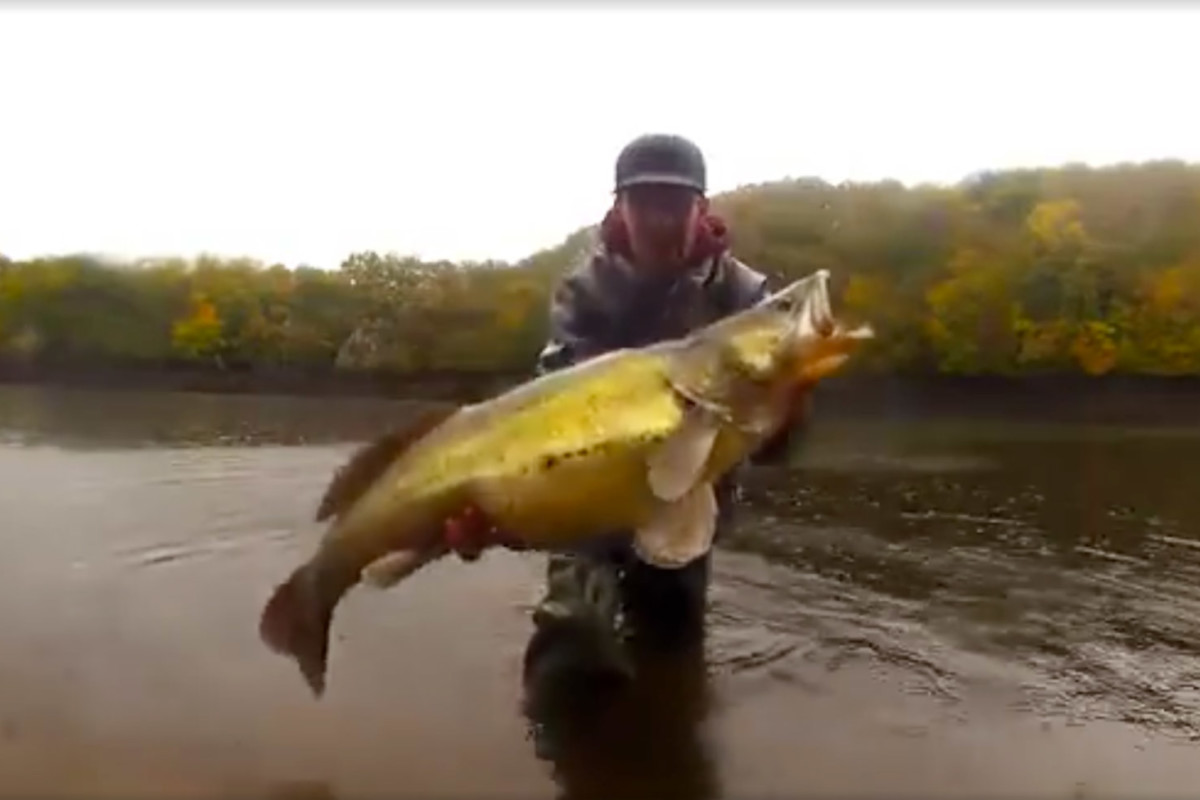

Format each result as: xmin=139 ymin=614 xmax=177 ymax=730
xmin=615 ymin=173 xmax=704 ymax=192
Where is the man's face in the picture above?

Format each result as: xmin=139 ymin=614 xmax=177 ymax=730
xmin=617 ymin=184 xmax=705 ymax=271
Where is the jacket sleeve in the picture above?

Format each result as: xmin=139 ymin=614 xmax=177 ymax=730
xmin=534 ymin=260 xmax=615 ymax=377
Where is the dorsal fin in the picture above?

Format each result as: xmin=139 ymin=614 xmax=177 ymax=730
xmin=315 ymin=403 xmax=459 ymax=522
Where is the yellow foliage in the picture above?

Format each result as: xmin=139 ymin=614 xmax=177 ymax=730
xmin=1151 ymin=267 xmax=1187 ymax=312
xmin=923 ymin=258 xmax=1020 ymax=373
xmin=1145 ymin=260 xmax=1200 ymax=318
xmin=842 ymin=274 xmax=886 ymax=314
xmin=1014 ymin=317 xmax=1070 ymax=367
xmin=192 ymin=297 xmax=218 ymax=325
xmin=171 ymin=294 xmax=224 ymax=360
xmin=496 ymin=279 xmax=542 ymax=333
xmin=1070 ymin=320 xmax=1118 ymax=375
xmin=1025 ymin=199 xmax=1088 ymax=252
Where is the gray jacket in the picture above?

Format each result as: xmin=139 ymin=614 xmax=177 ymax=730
xmin=536 ymin=240 xmax=769 ymax=372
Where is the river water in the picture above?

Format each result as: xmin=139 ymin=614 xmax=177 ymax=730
xmin=0 ymin=384 xmax=1198 ymax=798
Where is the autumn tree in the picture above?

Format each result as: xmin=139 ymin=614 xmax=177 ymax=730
xmin=171 ymin=292 xmax=224 ymax=364
xmin=0 ymin=159 xmax=1198 ymax=379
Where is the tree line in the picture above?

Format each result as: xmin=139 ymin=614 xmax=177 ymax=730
xmin=2 ymin=159 xmax=1199 ymax=379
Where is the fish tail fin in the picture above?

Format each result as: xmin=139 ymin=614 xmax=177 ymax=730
xmin=259 ymin=563 xmax=340 ymax=697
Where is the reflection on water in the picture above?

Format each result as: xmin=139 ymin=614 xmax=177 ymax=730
xmin=1 ymin=384 xmax=1200 ymax=797
xmin=528 ymin=641 xmax=719 ymax=800
xmin=0 ymin=384 xmax=430 ymax=449
xmin=726 ymin=422 xmax=1200 ymax=739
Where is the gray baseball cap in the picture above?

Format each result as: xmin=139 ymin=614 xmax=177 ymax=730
xmin=614 ymin=133 xmax=707 ymax=194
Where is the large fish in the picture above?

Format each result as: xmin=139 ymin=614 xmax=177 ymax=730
xmin=260 ymin=269 xmax=873 ymax=696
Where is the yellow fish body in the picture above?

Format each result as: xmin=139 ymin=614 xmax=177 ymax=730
xmin=260 ymin=269 xmax=872 ymax=696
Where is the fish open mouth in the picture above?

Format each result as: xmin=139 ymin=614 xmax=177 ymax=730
xmin=804 ymin=269 xmax=836 ymax=338
xmin=792 ymin=269 xmax=875 ymax=383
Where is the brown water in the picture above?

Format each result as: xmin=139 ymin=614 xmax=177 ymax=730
xmin=1 ymin=384 xmax=1199 ymax=799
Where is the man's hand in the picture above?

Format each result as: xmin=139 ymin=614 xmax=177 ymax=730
xmin=442 ymin=504 xmax=528 ymax=562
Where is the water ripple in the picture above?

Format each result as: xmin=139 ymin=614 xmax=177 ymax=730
xmin=715 ymin=433 xmax=1200 ymax=740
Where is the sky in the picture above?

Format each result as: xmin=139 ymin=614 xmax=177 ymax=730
xmin=1 ymin=3 xmax=1198 ymax=269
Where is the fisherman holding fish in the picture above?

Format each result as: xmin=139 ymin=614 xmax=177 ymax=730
xmin=258 ymin=132 xmax=870 ymax=700
xmin=446 ymin=134 xmax=816 ymax=697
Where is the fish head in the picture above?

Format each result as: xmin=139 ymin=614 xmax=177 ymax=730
xmin=715 ymin=269 xmax=874 ymax=388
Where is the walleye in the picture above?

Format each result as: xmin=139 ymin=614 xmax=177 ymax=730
xmin=259 ymin=269 xmax=872 ymax=696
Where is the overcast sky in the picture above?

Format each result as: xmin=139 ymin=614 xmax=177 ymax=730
xmin=1 ymin=4 xmax=1197 ymax=268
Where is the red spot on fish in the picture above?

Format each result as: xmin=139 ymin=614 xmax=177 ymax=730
xmin=442 ymin=504 xmax=528 ymax=560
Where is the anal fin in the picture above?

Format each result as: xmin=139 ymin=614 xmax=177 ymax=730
xmin=360 ymin=547 xmax=446 ymax=590
xmin=316 ymin=403 xmax=458 ymax=522
xmin=632 ymin=482 xmax=718 ymax=569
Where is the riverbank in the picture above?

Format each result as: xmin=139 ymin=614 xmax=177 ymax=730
xmin=0 ymin=360 xmax=522 ymax=403
xmin=1 ymin=360 xmax=1198 ymax=426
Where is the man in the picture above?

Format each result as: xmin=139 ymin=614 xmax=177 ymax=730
xmin=451 ymin=133 xmax=811 ymax=701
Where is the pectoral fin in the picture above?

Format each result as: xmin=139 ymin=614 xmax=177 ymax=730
xmin=632 ymin=482 xmax=718 ymax=569
xmin=646 ymin=403 xmax=720 ymax=502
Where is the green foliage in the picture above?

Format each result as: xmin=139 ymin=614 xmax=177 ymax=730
xmin=3 ymin=160 xmax=1200 ymax=377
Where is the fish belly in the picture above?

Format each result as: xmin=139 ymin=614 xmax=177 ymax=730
xmin=470 ymin=436 xmax=662 ymax=548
